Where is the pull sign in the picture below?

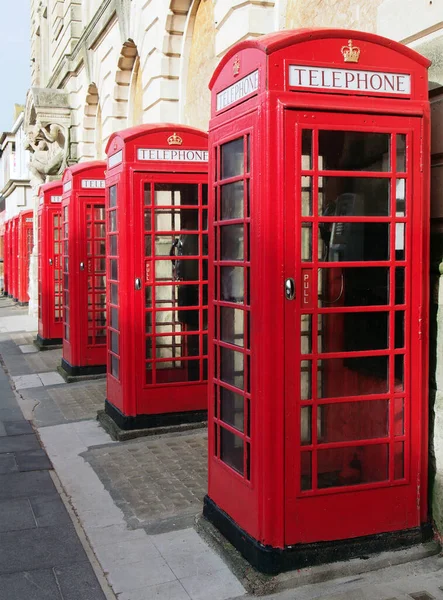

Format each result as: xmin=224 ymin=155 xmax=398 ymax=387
xmin=145 ymin=261 xmax=152 ymax=284
xmin=302 ymin=269 xmax=313 ymax=308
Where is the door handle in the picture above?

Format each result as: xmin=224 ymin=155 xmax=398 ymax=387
xmin=285 ymin=278 xmax=295 ymax=300
xmin=135 ymin=278 xmax=142 ymax=290
xmin=48 ymin=258 xmax=53 ymax=266
xmin=80 ymin=262 xmax=85 ymax=271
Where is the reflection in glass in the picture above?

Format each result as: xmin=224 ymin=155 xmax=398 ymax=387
xmin=396 ymin=134 xmax=406 ymax=172
xmin=220 ymin=346 xmax=244 ymax=390
xmin=319 ymin=400 xmax=388 ymax=443
xmin=301 ymin=176 xmax=312 ymax=216
xmin=301 ymin=406 xmax=312 ymax=445
xmin=111 ymin=331 xmax=119 ymax=354
xmin=144 ymin=184 xmax=151 ymax=206
xmin=318 ymin=444 xmax=388 ymax=488
xmin=111 ymin=307 xmax=119 ymax=330
xmin=220 ymin=181 xmax=244 ymax=220
xmin=220 ymin=427 xmax=244 ymax=474
xmin=221 ymin=267 xmax=244 ymax=303
xmin=395 ymin=223 xmax=405 ymax=259
xmin=109 ymin=211 xmax=117 ymax=233
xmin=394 ymin=398 xmax=404 ymax=436
xmin=109 ymin=185 xmax=117 ymax=208
xmin=221 ymin=224 xmax=244 ymax=261
xmin=220 ymin=306 xmax=244 ymax=347
xmin=318 ymin=267 xmax=389 ymax=307
xmin=301 ymin=130 xmax=312 ymax=170
xmin=111 ymin=355 xmax=119 ymax=379
xmin=319 ymin=131 xmax=390 ymax=171
xmin=110 ymin=235 xmax=117 ymax=256
xmin=320 ymin=356 xmax=389 ymax=398
xmin=301 ymin=224 xmax=312 ymax=262
xmin=394 ymin=441 xmax=404 ymax=479
xmin=301 ymin=314 xmax=312 ymax=354
xmin=301 ymin=360 xmax=311 ymax=400
xmin=320 ymin=312 xmax=389 ymax=353
xmin=220 ymin=386 xmax=244 ymax=431
xmin=318 ymin=179 xmax=390 ymax=217
xmin=396 ymin=179 xmax=406 ymax=216
xmin=221 ymin=138 xmax=244 ymax=180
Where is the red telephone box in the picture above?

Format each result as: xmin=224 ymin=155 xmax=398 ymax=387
xmin=205 ymin=29 xmax=431 ymax=573
xmin=103 ymin=125 xmax=208 ymax=429
xmin=17 ymin=210 xmax=34 ymax=305
xmin=4 ymin=219 xmax=10 ymax=296
xmin=37 ymin=181 xmax=63 ymax=347
xmin=61 ymin=161 xmax=107 ymax=377
xmin=10 ymin=215 xmax=19 ymax=301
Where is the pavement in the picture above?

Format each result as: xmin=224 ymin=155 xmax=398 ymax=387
xmin=1 ymin=295 xmax=443 ymax=600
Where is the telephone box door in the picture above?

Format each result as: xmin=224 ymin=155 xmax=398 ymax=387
xmin=133 ymin=172 xmax=208 ymax=414
xmin=284 ymin=111 xmax=425 ymax=544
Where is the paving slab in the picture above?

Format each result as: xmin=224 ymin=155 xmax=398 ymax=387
xmin=12 ymin=374 xmax=43 ymax=390
xmin=0 ymin=569 xmax=63 ymax=600
xmin=14 ymin=449 xmax=52 ymax=471
xmin=0 ymin=470 xmax=57 ymax=500
xmin=19 ymin=344 xmax=38 ymax=354
xmin=24 ymin=348 xmax=62 ymax=372
xmin=0 ymin=497 xmax=37 ymax=532
xmin=53 ymin=562 xmax=107 ymax=600
xmin=3 ymin=420 xmax=34 ymax=435
xmin=0 ymin=433 xmax=41 ymax=453
xmin=37 ymin=371 xmax=65 ymax=386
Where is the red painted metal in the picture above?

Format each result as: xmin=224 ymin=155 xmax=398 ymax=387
xmin=207 ymin=29 xmax=430 ymax=552
xmin=61 ymin=162 xmax=107 ymax=374
xmin=4 ymin=220 xmax=10 ymax=295
xmin=17 ymin=210 xmax=34 ymax=305
xmin=37 ymin=181 xmax=63 ymax=344
xmin=104 ymin=124 xmax=208 ymax=425
xmin=10 ymin=215 xmax=19 ymax=301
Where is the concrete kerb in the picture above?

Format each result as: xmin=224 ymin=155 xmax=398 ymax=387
xmin=195 ymin=514 xmax=442 ymax=596
xmin=97 ymin=409 xmax=208 ymax=441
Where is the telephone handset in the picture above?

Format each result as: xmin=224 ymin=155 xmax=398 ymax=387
xmin=329 ymin=193 xmax=365 ymax=262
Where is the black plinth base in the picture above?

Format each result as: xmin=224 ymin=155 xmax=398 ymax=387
xmin=17 ymin=301 xmax=28 ymax=307
xmin=60 ymin=358 xmax=106 ymax=378
xmin=203 ymin=496 xmax=434 ymax=575
xmin=104 ymin=399 xmax=207 ymax=431
xmin=35 ymin=334 xmax=63 ymax=350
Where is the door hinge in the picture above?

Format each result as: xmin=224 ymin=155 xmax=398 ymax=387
xmin=418 ymin=305 xmax=423 ymax=340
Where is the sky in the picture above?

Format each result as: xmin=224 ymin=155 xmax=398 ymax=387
xmin=0 ymin=0 xmax=30 ymax=133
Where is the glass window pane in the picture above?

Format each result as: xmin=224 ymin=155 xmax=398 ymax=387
xmin=220 ymin=347 xmax=244 ymax=390
xmin=323 ymin=222 xmax=390 ymax=262
xmin=395 ymin=355 xmax=404 ymax=391
xmin=220 ymin=266 xmax=244 ymax=304
xmin=302 ymin=224 xmax=312 ymax=262
xmin=110 ymin=283 xmax=118 ymax=305
xmin=301 ymin=406 xmax=312 ymax=445
xmin=318 ymin=267 xmax=389 ymax=307
xmin=110 ymin=259 xmax=118 ymax=281
xmin=395 ymin=223 xmax=405 ymax=259
xmin=220 ymin=307 xmax=244 ymax=347
xmin=109 ymin=211 xmax=117 ymax=233
xmin=111 ymin=355 xmax=119 ymax=379
xmin=394 ymin=441 xmax=404 ymax=479
xmin=396 ymin=134 xmax=406 ymax=173
xmin=144 ymin=209 xmax=152 ymax=231
xmin=320 ymin=312 xmax=389 ymax=353
xmin=318 ymin=445 xmax=388 ymax=488
xmin=301 ymin=360 xmax=311 ymax=400
xmin=319 ymin=131 xmax=390 ymax=172
xmin=221 ymin=138 xmax=244 ymax=180
xmin=301 ymin=130 xmax=312 ymax=170
xmin=220 ymin=181 xmax=244 ymax=220
xmin=144 ymin=184 xmax=151 ymax=205
xmin=319 ymin=400 xmax=388 ymax=443
xmin=111 ymin=307 xmax=119 ymax=330
xmin=220 ymin=427 xmax=244 ymax=475
xmin=109 ymin=235 xmax=118 ymax=256
xmin=109 ymin=185 xmax=117 ymax=208
xmin=111 ymin=331 xmax=119 ymax=354
xmin=301 ymin=314 xmax=312 ymax=354
xmin=395 ymin=311 xmax=404 ymax=349
xmin=396 ymin=179 xmax=405 ymax=216
xmin=154 ymin=183 xmax=198 ymax=206
xmin=395 ymin=267 xmax=405 ymax=304
xmin=220 ymin=386 xmax=244 ymax=432
xmin=319 ymin=179 xmax=390 ymax=217
xmin=394 ymin=398 xmax=404 ymax=436
xmin=220 ymin=224 xmax=244 ymax=261
xmin=319 ymin=356 xmax=389 ymax=398
xmin=301 ymin=176 xmax=312 ymax=216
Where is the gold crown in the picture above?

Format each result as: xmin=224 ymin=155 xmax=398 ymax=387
xmin=233 ymin=55 xmax=240 ymax=76
xmin=167 ymin=132 xmax=183 ymax=146
xmin=341 ymin=39 xmax=360 ymax=63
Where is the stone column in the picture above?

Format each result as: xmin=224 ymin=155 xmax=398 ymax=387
xmin=24 ymin=88 xmax=72 ymax=317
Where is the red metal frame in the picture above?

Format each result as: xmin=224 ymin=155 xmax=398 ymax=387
xmin=61 ymin=162 xmax=107 ymax=376
xmin=9 ymin=215 xmax=20 ymax=301
xmin=104 ymin=124 xmax=208 ymax=428
xmin=17 ymin=210 xmax=34 ymax=305
xmin=37 ymin=181 xmax=63 ymax=345
xmin=4 ymin=220 xmax=10 ymax=295
xmin=206 ymin=28 xmax=430 ymax=565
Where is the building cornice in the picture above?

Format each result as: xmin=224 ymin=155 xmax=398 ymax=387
xmin=1 ymin=178 xmax=31 ymax=199
xmin=48 ymin=0 xmax=117 ymax=89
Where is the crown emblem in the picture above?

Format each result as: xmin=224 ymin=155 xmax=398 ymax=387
xmin=233 ymin=55 xmax=240 ymax=76
xmin=341 ymin=39 xmax=360 ymax=63
xmin=167 ymin=132 xmax=183 ymax=146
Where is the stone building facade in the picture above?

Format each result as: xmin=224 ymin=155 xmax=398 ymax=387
xmin=26 ymin=0 xmax=443 ymax=537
